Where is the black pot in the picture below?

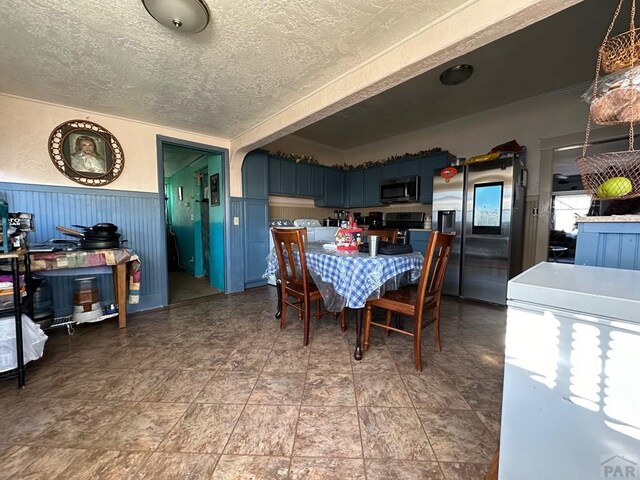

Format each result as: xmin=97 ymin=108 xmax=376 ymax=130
xmin=82 ymin=231 xmax=121 ymax=241
xmin=79 ymin=239 xmax=127 ymax=250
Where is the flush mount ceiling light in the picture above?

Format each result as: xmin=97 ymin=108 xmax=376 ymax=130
xmin=142 ymin=0 xmax=209 ymax=33
xmin=440 ymin=64 xmax=474 ymax=86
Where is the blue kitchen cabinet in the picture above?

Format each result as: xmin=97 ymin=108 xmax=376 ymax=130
xmin=419 ymin=152 xmax=454 ymax=203
xmin=408 ymin=229 xmax=430 ymax=254
xmin=297 ymin=163 xmax=312 ymax=197
xmin=363 ymin=167 xmax=382 ymax=206
xmin=315 ymin=168 xmax=344 ymax=207
xmin=280 ymin=159 xmax=297 ymax=195
xmin=381 ymin=162 xmax=399 ymax=181
xmin=346 ymin=169 xmax=364 ymax=207
xmin=297 ymin=163 xmax=324 ymax=198
xmin=399 ymin=158 xmax=419 ymax=178
xmin=311 ymin=165 xmax=324 ymax=197
xmin=268 ymin=156 xmax=297 ymax=195
xmin=242 ymin=150 xmax=269 ymax=200
xmin=243 ymin=199 xmax=269 ymax=288
xmin=269 ymin=156 xmax=282 ymax=194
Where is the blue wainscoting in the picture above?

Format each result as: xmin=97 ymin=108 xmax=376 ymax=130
xmin=575 ymin=220 xmax=640 ymax=270
xmin=0 ymin=182 xmax=165 ymax=316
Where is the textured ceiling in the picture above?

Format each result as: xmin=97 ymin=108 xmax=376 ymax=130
xmin=0 ymin=0 xmax=470 ymax=140
xmin=292 ymin=0 xmax=625 ymax=149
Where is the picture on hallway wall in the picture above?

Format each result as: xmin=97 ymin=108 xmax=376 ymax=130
xmin=210 ymin=173 xmax=220 ymax=206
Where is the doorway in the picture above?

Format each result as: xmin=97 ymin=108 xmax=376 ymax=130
xmin=539 ymin=130 xmax=639 ymax=264
xmin=156 ymin=137 xmax=228 ymax=305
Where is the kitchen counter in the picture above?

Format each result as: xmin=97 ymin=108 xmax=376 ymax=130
xmin=576 ymin=214 xmax=640 ymax=222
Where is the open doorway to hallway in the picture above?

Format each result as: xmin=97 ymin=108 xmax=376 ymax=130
xmin=161 ymin=141 xmax=225 ymax=304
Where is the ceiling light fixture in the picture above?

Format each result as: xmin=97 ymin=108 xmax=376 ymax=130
xmin=142 ymin=0 xmax=210 ymax=33
xmin=440 ymin=64 xmax=474 ymax=86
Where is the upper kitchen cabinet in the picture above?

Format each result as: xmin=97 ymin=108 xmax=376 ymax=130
xmin=399 ymin=158 xmax=419 ymax=178
xmin=381 ymin=162 xmax=399 ymax=181
xmin=297 ymin=163 xmax=312 ymax=197
xmin=268 ymin=156 xmax=297 ymax=196
xmin=418 ymin=151 xmax=455 ymax=203
xmin=346 ymin=169 xmax=364 ymax=207
xmin=242 ymin=150 xmax=269 ymax=200
xmin=297 ymin=163 xmax=325 ymax=198
xmin=315 ymin=167 xmax=344 ymax=207
xmin=363 ymin=167 xmax=382 ymax=206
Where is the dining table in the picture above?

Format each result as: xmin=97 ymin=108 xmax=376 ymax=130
xmin=265 ymin=242 xmax=424 ymax=360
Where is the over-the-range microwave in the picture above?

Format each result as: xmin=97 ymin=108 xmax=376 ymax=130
xmin=380 ymin=176 xmax=419 ymax=203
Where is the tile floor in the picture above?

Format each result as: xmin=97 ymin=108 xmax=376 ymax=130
xmin=0 ymin=287 xmax=505 ymax=479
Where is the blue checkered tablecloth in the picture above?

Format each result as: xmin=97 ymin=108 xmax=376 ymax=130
xmin=265 ymin=243 xmax=423 ymax=310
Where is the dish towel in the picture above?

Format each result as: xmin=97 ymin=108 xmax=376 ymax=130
xmin=128 ymin=254 xmax=141 ymax=304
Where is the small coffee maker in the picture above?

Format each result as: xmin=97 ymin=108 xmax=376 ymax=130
xmin=368 ymin=211 xmax=383 ymax=228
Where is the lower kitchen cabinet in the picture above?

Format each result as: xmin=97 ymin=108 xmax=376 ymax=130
xmin=408 ymin=229 xmax=430 ymax=254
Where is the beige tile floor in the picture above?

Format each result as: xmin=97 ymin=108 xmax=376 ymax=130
xmin=0 ymin=287 xmax=505 ymax=479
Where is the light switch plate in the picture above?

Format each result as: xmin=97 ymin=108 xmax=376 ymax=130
xmin=233 ymin=216 xmax=240 ymax=226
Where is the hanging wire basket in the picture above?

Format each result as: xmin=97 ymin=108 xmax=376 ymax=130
xmin=600 ymin=27 xmax=640 ymax=73
xmin=577 ymin=150 xmax=640 ymax=200
xmin=578 ymin=0 xmax=640 ymax=200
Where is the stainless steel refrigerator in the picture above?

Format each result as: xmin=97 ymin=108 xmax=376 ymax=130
xmin=433 ymin=153 xmax=526 ymax=305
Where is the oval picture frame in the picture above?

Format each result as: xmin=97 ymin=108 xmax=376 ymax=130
xmin=48 ymin=119 xmax=125 ymax=186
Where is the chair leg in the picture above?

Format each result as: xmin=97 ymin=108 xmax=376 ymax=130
xmin=340 ymin=308 xmax=347 ymax=332
xmin=364 ymin=304 xmax=372 ymax=351
xmin=414 ymin=315 xmax=422 ymax=371
xmin=279 ymin=288 xmax=288 ymax=330
xmin=384 ymin=311 xmax=393 ymax=336
xmin=303 ymin=299 xmax=311 ymax=346
xmin=434 ymin=310 xmax=442 ymax=352
xmin=433 ymin=299 xmax=442 ymax=352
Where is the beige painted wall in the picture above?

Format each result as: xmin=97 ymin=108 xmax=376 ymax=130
xmin=0 ymin=94 xmax=230 ymax=193
xmin=345 ymin=84 xmax=590 ymax=197
xmin=262 ymin=136 xmax=345 ymax=167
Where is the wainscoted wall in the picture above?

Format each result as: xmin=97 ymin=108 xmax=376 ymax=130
xmin=0 ymin=182 xmax=164 ymax=316
xmin=228 ymin=197 xmax=245 ymax=293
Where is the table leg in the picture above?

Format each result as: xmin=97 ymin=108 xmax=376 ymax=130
xmin=112 ymin=263 xmax=127 ymax=328
xmin=354 ymin=308 xmax=363 ymax=361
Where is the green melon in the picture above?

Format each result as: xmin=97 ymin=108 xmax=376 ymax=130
xmin=595 ymin=176 xmax=633 ymax=198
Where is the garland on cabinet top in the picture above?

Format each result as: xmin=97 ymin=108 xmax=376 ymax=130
xmin=273 ymin=146 xmax=442 ymax=171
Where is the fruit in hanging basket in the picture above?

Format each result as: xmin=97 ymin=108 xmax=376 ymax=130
xmin=595 ymin=176 xmax=633 ymax=198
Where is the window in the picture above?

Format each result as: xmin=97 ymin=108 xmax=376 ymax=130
xmin=552 ymin=193 xmax=592 ymax=233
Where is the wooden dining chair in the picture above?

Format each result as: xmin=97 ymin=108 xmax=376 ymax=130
xmin=364 ymin=229 xmax=398 ymax=243
xmin=271 ymin=228 xmax=346 ymax=345
xmin=363 ymin=231 xmax=455 ymax=371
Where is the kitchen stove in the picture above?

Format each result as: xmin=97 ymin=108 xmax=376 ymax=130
xmin=269 ymin=218 xmax=296 ymax=227
xmin=383 ymin=212 xmax=426 ymax=244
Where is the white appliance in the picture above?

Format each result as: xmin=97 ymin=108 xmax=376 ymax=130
xmin=266 ymin=219 xmax=338 ymax=285
xmin=500 ymin=262 xmax=640 ymax=480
